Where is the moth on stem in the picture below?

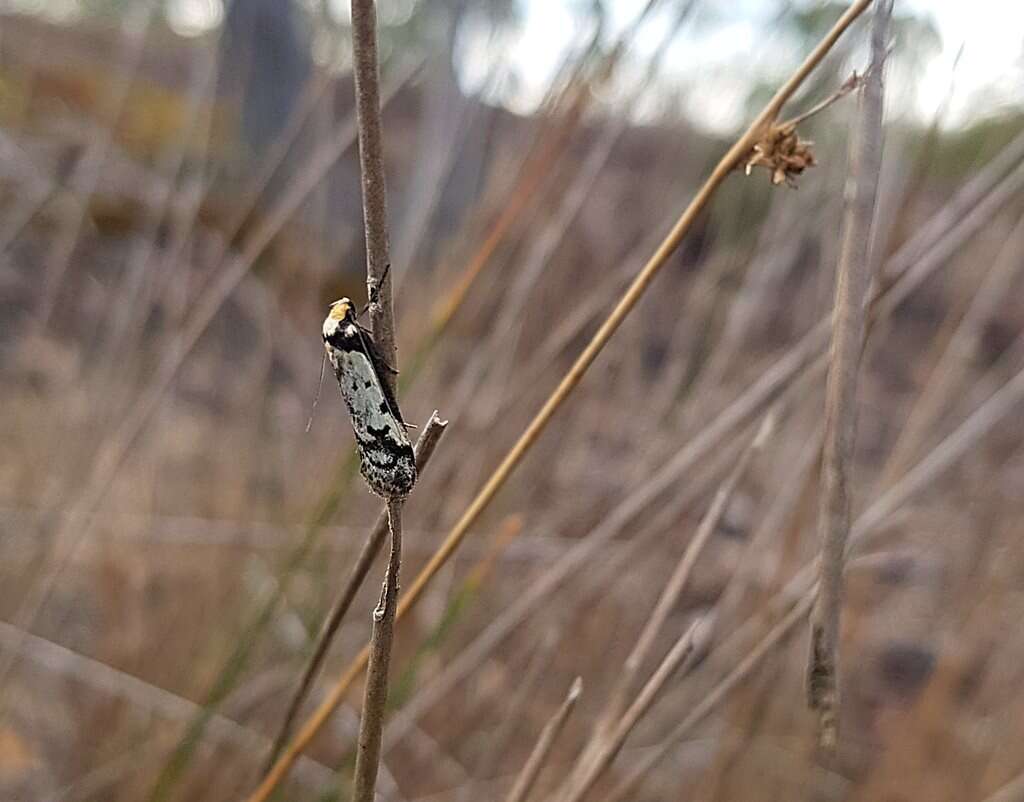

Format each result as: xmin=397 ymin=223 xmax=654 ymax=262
xmin=322 ymin=298 xmax=416 ymax=499
xmin=321 ymin=296 xmax=412 ymax=802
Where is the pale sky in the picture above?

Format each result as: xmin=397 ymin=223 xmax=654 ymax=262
xmin=15 ymin=0 xmax=1020 ymax=130
xmin=906 ymin=0 xmax=1023 ymax=123
xmin=480 ymin=0 xmax=1023 ymax=130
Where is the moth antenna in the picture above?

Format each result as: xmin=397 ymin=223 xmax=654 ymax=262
xmin=305 ymin=351 xmax=328 ymax=433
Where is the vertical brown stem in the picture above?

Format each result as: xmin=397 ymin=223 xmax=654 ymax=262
xmin=807 ymin=0 xmax=891 ymax=750
xmin=504 ymin=677 xmax=582 ymax=802
xmin=351 ymin=0 xmax=397 ymax=380
xmin=352 ymin=499 xmax=403 ymax=802
xmin=246 ymin=3 xmax=874 ymax=797
xmin=264 ymin=414 xmax=447 ymax=772
xmin=349 ymin=2 xmax=404 ymax=800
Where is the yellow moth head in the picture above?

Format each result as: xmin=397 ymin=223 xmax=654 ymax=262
xmin=323 ymin=297 xmax=355 ymax=340
xmin=329 ymin=298 xmax=354 ymax=321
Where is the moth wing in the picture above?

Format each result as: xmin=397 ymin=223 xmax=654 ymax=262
xmin=355 ymin=326 xmax=408 ymax=426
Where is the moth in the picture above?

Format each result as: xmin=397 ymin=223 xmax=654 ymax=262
xmin=322 ymin=298 xmax=416 ymax=499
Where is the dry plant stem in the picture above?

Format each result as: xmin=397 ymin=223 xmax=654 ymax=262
xmin=718 ymin=416 xmax=825 ymax=621
xmin=150 ymin=69 xmax=336 ymax=329
xmin=426 ymin=0 xmax=663 ymax=337
xmin=352 ymin=499 xmax=403 ymax=802
xmin=391 ymin=434 xmax=749 ymax=756
xmin=611 ymin=360 xmax=1024 ymax=802
xmin=562 ymin=621 xmax=703 ymax=802
xmin=982 ymin=770 xmax=1024 ymax=802
xmin=457 ymin=635 xmax=561 ymax=802
xmin=0 ymin=621 xmax=336 ymax=790
xmin=218 ymin=75 xmax=334 ymax=256
xmin=601 ymin=319 xmax=1024 ymax=796
xmin=504 ymin=677 xmax=583 ymax=802
xmin=0 ymin=61 xmax=423 ymax=694
xmin=784 ymin=68 xmax=869 ymax=129
xmin=383 ymin=149 xmax=1024 ymax=757
xmin=100 ymin=45 xmax=216 ymax=366
xmin=386 ymin=361 xmax=820 ymax=746
xmin=674 ymin=185 xmax=820 ymax=427
xmin=98 ymin=88 xmax=220 ymax=431
xmin=401 ymin=158 xmax=1024 ymax=761
xmin=652 ymin=306 xmax=1024 ymax=798
xmin=348 ymin=3 xmax=405 ymax=801
xmin=738 ymin=347 xmax=1024 ymax=665
xmin=853 ymin=363 xmax=1024 ymax=545
xmin=428 ymin=87 xmax=587 ymax=336
xmin=265 ymin=414 xmax=448 ymax=772
xmin=247 ymin=4 xmax=877 ymax=793
xmin=448 ymin=0 xmax=696 ymax=420
xmin=375 ymin=147 xmax=1024 ymax=798
xmin=875 ymin=159 xmax=1024 ymax=324
xmin=807 ymin=0 xmax=890 ymax=749
xmin=579 ymin=413 xmax=775 ymax=778
xmin=603 ymin=595 xmax=815 ymax=802
xmin=36 ymin=1 xmax=157 ymax=327
xmin=877 ymin=213 xmax=1024 ymax=487
xmin=351 ymin=0 xmax=397 ymax=373
xmin=0 ymin=136 xmax=57 ymax=255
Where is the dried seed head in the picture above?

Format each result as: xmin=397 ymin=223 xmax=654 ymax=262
xmin=744 ymin=123 xmax=816 ymax=187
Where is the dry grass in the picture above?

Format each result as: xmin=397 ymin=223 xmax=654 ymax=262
xmin=808 ymin=0 xmax=891 ymax=750
xmin=2 ymin=3 xmax=1024 ymax=802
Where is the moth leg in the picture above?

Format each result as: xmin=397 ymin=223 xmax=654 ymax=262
xmin=364 ymin=263 xmax=393 ymax=314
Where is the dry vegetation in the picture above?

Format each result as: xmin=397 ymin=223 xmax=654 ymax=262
xmin=3 ymin=2 xmax=1024 ymax=801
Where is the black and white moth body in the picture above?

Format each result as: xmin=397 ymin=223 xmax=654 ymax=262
xmin=322 ymin=298 xmax=416 ymax=499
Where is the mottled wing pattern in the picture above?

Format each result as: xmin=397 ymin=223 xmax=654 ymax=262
xmin=323 ymin=301 xmax=416 ymax=498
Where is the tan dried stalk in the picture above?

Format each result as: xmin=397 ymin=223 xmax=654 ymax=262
xmin=602 ymin=356 xmax=1024 ymax=802
xmin=877 ymin=213 xmax=1024 ymax=488
xmin=352 ymin=10 xmax=396 ymax=376
xmin=443 ymin=0 xmax=697 ymax=420
xmin=504 ymin=677 xmax=583 ymax=802
xmin=352 ymin=498 xmax=403 ymax=802
xmin=602 ymin=594 xmax=815 ymax=802
xmin=808 ymin=0 xmax=890 ymax=749
xmin=561 ymin=620 xmax=704 ymax=802
xmin=457 ymin=633 xmax=561 ymax=802
xmin=570 ymin=412 xmax=775 ymax=791
xmin=0 ymin=621 xmax=335 ymax=790
xmin=0 ymin=59 xmax=424 ymax=693
xmin=347 ymin=2 xmax=406 ymax=801
xmin=384 ymin=147 xmax=1024 ymax=759
xmin=249 ymin=4 xmax=874 ymax=796
xmin=382 ymin=429 xmax=751 ymax=751
xmin=36 ymin=2 xmax=157 ymax=327
xmin=425 ymin=0 xmax=665 ymax=339
xmin=265 ymin=413 xmax=448 ymax=771
xmin=981 ymin=769 xmax=1024 ymax=802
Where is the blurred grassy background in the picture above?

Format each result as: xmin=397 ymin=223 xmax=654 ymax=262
xmin=2 ymin=1 xmax=1024 ymax=800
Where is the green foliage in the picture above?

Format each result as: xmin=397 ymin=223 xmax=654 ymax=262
xmin=911 ymin=110 xmax=1024 ymax=182
xmin=77 ymin=0 xmax=138 ymax=17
